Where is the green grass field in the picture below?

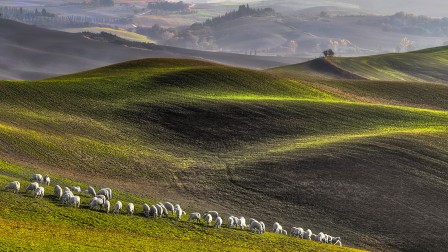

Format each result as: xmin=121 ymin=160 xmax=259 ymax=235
xmin=0 ymin=58 xmax=447 ymax=251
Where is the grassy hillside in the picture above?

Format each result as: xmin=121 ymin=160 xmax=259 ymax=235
xmin=0 ymin=58 xmax=447 ymax=251
xmin=271 ymin=46 xmax=448 ymax=83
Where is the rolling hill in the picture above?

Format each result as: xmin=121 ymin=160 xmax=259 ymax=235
xmin=0 ymin=58 xmax=447 ymax=251
xmin=271 ymin=46 xmax=448 ymax=83
xmin=0 ymin=18 xmax=301 ymax=80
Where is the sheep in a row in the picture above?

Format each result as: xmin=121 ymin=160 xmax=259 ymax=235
xmin=290 ymin=227 xmax=342 ymax=246
xmin=4 ymin=181 xmax=20 ymax=194
xmin=250 ymin=219 xmax=265 ymax=234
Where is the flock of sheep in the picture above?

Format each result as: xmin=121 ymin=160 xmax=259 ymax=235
xmin=4 ymin=174 xmax=343 ymax=247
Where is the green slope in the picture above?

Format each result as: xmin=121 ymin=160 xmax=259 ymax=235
xmin=271 ymin=46 xmax=448 ymax=83
xmin=0 ymin=58 xmax=447 ymax=251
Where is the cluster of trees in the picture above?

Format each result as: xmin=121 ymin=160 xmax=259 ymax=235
xmin=147 ymin=1 xmax=190 ymax=12
xmin=202 ymin=4 xmax=275 ymax=27
xmin=84 ymin=0 xmax=114 ymax=7
xmin=382 ymin=12 xmax=448 ymax=36
xmin=0 ymin=6 xmax=56 ymax=19
xmin=0 ymin=6 xmax=126 ymax=29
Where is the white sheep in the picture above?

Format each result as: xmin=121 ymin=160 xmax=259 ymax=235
xmin=334 ymin=240 xmax=342 ymax=246
xmin=68 ymin=196 xmax=81 ymax=208
xmin=188 ymin=212 xmax=201 ymax=223
xmin=43 ymin=175 xmax=50 ymax=186
xmin=328 ymin=236 xmax=342 ymax=245
xmin=232 ymin=217 xmax=240 ymax=228
xmin=149 ymin=205 xmax=158 ymax=218
xmin=164 ymin=202 xmax=175 ymax=215
xmin=89 ymin=196 xmax=104 ymax=210
xmin=157 ymin=203 xmax=169 ymax=218
xmin=104 ymin=200 xmax=110 ymax=213
xmin=96 ymin=194 xmax=106 ymax=205
xmin=112 ymin=201 xmax=122 ymax=214
xmin=25 ymin=182 xmax=39 ymax=194
xmin=205 ymin=214 xmax=212 ymax=226
xmin=61 ymin=190 xmax=74 ymax=204
xmin=126 ymin=203 xmax=134 ymax=215
xmin=281 ymin=230 xmax=288 ymax=235
xmin=30 ymin=174 xmax=43 ymax=183
xmin=250 ymin=220 xmax=264 ymax=234
xmin=204 ymin=211 xmax=219 ymax=219
xmin=175 ymin=206 xmax=184 ymax=220
xmin=54 ymin=185 xmax=63 ymax=199
xmin=33 ymin=187 xmax=45 ymax=198
xmin=317 ymin=232 xmax=327 ymax=243
xmin=214 ymin=217 xmax=223 ymax=229
xmin=143 ymin=204 xmax=150 ymax=217
xmin=303 ymin=229 xmax=313 ymax=240
xmin=260 ymin=222 xmax=265 ymax=234
xmin=4 ymin=181 xmax=20 ymax=193
xmin=228 ymin=216 xmax=235 ymax=228
xmin=311 ymin=234 xmax=319 ymax=241
xmin=273 ymin=222 xmax=282 ymax=234
xmin=97 ymin=188 xmax=112 ymax=200
xmin=87 ymin=186 xmax=96 ymax=197
xmin=155 ymin=204 xmax=163 ymax=218
xmin=70 ymin=186 xmax=82 ymax=193
xmin=238 ymin=217 xmax=247 ymax=230
xmin=291 ymin=227 xmax=304 ymax=238
xmin=248 ymin=218 xmax=256 ymax=226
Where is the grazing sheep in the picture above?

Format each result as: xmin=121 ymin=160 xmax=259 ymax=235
xmin=54 ymin=185 xmax=62 ymax=199
xmin=291 ymin=227 xmax=305 ymax=238
xmin=250 ymin=220 xmax=264 ymax=234
xmin=238 ymin=217 xmax=247 ymax=230
xmin=232 ymin=217 xmax=240 ymax=228
xmin=155 ymin=204 xmax=163 ymax=218
xmin=25 ymin=182 xmax=39 ymax=194
xmin=228 ymin=216 xmax=235 ymax=228
xmin=303 ymin=229 xmax=313 ymax=240
xmin=112 ymin=201 xmax=122 ymax=214
xmin=89 ymin=197 xmax=103 ymax=210
xmin=68 ymin=196 xmax=81 ymax=208
xmin=164 ymin=202 xmax=175 ymax=215
xmin=157 ymin=203 xmax=169 ymax=218
xmin=61 ymin=190 xmax=74 ymax=204
xmin=204 ymin=214 xmax=213 ymax=226
xmin=87 ymin=186 xmax=96 ymax=197
xmin=97 ymin=188 xmax=112 ymax=200
xmin=260 ymin=222 xmax=265 ymax=234
xmin=30 ymin=174 xmax=43 ymax=183
xmin=214 ymin=217 xmax=223 ymax=229
xmin=334 ymin=240 xmax=342 ymax=246
xmin=126 ymin=203 xmax=134 ymax=215
xmin=204 ymin=211 xmax=219 ymax=219
xmin=328 ymin=236 xmax=342 ymax=245
xmin=188 ymin=213 xmax=201 ymax=223
xmin=317 ymin=232 xmax=327 ymax=243
xmin=43 ymin=175 xmax=50 ymax=186
xmin=273 ymin=222 xmax=283 ymax=234
xmin=70 ymin=186 xmax=82 ymax=193
xmin=143 ymin=204 xmax=150 ymax=217
xmin=64 ymin=187 xmax=71 ymax=192
xmin=248 ymin=218 xmax=256 ymax=226
xmin=282 ymin=229 xmax=288 ymax=235
xmin=311 ymin=234 xmax=319 ymax=241
xmin=149 ymin=205 xmax=158 ymax=218
xmin=104 ymin=200 xmax=111 ymax=213
xmin=175 ymin=207 xmax=184 ymax=220
xmin=4 ymin=181 xmax=20 ymax=194
xmin=96 ymin=195 xmax=106 ymax=205
xmin=33 ymin=187 xmax=45 ymax=198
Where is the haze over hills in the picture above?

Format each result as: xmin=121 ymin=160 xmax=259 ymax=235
xmin=0 ymin=18 xmax=301 ymax=80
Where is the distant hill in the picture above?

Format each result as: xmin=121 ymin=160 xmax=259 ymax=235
xmin=271 ymin=46 xmax=448 ymax=83
xmin=0 ymin=18 xmax=301 ymax=80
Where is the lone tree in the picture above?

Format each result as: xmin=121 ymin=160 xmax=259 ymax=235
xmin=323 ymin=49 xmax=335 ymax=57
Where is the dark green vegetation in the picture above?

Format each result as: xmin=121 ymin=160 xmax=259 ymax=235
xmin=272 ymin=46 xmax=448 ymax=83
xmin=0 ymin=56 xmax=447 ymax=251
